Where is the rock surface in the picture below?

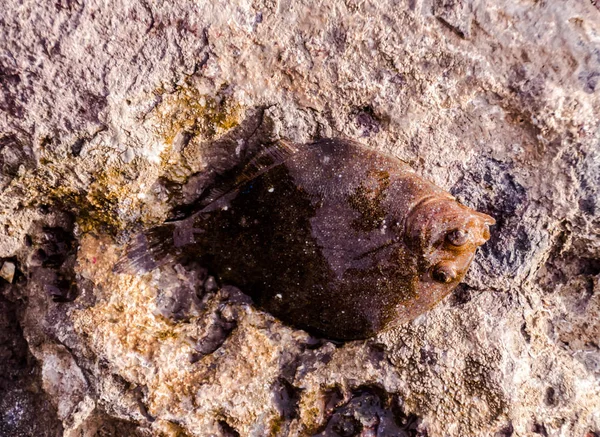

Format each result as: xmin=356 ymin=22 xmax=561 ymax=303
xmin=1 ymin=0 xmax=599 ymax=436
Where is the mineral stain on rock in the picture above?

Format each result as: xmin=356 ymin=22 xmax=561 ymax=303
xmin=116 ymin=138 xmax=494 ymax=340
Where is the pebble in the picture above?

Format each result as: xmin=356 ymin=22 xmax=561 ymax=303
xmin=0 ymin=261 xmax=16 ymax=283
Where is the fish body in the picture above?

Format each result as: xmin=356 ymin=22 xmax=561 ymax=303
xmin=117 ymin=139 xmax=494 ymax=340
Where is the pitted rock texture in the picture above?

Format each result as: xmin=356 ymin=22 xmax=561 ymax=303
xmin=1 ymin=1 xmax=599 ymax=436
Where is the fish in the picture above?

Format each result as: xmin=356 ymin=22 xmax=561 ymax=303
xmin=115 ymin=138 xmax=495 ymax=340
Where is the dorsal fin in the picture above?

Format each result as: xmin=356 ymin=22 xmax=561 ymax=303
xmin=167 ymin=140 xmax=300 ymax=221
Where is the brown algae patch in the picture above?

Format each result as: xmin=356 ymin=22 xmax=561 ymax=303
xmin=41 ymin=166 xmax=141 ymax=235
xmin=153 ymin=83 xmax=241 ymax=145
xmin=150 ymin=83 xmax=242 ymax=185
xmin=24 ymin=148 xmax=172 ymax=235
xmin=6 ymin=85 xmax=242 ymax=237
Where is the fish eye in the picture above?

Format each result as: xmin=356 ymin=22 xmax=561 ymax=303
xmin=431 ymin=265 xmax=457 ymax=284
xmin=446 ymin=229 xmax=469 ymax=246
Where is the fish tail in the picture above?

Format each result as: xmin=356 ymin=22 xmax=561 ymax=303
xmin=113 ymin=223 xmax=179 ymax=274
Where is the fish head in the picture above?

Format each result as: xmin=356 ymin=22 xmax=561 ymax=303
xmin=404 ymin=196 xmax=495 ymax=296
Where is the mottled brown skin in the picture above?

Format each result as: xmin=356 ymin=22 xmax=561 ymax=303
xmin=117 ymin=139 xmax=495 ymax=340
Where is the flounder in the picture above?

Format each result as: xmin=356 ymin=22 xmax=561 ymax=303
xmin=116 ymin=138 xmax=495 ymax=340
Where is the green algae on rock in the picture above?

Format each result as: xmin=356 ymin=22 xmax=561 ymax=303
xmin=115 ymin=138 xmax=495 ymax=340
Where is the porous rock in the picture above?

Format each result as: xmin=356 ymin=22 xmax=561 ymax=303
xmin=0 ymin=1 xmax=599 ymax=436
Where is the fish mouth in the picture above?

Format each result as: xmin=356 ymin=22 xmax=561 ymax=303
xmin=470 ymin=211 xmax=495 ymax=244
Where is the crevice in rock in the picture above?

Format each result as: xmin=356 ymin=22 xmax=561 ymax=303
xmin=0 ymin=282 xmax=64 ymax=437
xmin=218 ymin=419 xmax=240 ymax=437
xmin=312 ymin=384 xmax=426 ymax=437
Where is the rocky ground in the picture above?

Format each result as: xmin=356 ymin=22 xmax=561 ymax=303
xmin=1 ymin=0 xmax=599 ymax=436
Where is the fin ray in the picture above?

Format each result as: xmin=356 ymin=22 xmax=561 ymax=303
xmin=113 ymin=223 xmax=178 ymax=274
